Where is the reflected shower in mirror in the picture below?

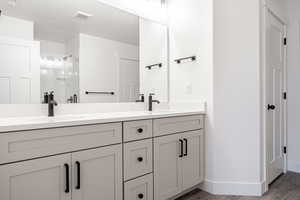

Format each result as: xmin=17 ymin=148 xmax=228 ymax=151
xmin=0 ymin=0 xmax=168 ymax=104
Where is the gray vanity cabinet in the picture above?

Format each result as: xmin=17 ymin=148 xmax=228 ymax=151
xmin=0 ymin=144 xmax=122 ymax=200
xmin=153 ymin=115 xmax=204 ymax=200
xmin=154 ymin=130 xmax=204 ymax=200
xmin=0 ymin=114 xmax=205 ymax=200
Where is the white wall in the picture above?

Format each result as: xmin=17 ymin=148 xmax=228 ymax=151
xmin=212 ymin=0 xmax=262 ymax=194
xmin=40 ymin=40 xmax=66 ymax=57
xmin=78 ymin=34 xmax=139 ymax=103
xmin=139 ymin=18 xmax=168 ymax=102
xmin=286 ymin=0 xmax=300 ymax=173
xmin=168 ymin=0 xmax=213 ymax=103
xmin=167 ymin=0 xmax=214 ymax=191
xmin=0 ymin=15 xmax=33 ymax=40
xmin=168 ymin=0 xmax=264 ymax=195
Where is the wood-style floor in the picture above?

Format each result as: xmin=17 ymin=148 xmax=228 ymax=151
xmin=176 ymin=172 xmax=300 ymax=200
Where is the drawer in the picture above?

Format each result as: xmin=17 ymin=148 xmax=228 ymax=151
xmin=0 ymin=123 xmax=122 ymax=164
xmin=153 ymin=115 xmax=204 ymax=137
xmin=124 ymin=139 xmax=153 ymax=181
xmin=123 ymin=120 xmax=153 ymax=142
xmin=124 ymin=174 xmax=153 ymax=200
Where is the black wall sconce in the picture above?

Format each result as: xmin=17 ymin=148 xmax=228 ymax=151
xmin=145 ymin=63 xmax=162 ymax=70
xmin=174 ymin=56 xmax=197 ymax=64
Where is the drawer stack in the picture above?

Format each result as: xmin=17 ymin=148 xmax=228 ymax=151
xmin=123 ymin=120 xmax=154 ymax=200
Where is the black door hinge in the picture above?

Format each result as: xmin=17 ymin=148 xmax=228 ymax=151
xmin=283 ymin=92 xmax=287 ymax=100
xmin=284 ymin=38 xmax=287 ymax=45
xmin=283 ymin=146 xmax=287 ymax=154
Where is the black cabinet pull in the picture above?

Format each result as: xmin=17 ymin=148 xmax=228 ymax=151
xmin=183 ymin=138 xmax=188 ymax=156
xmin=138 ymin=193 xmax=144 ymax=199
xmin=64 ymin=164 xmax=70 ymax=193
xmin=75 ymin=161 xmax=81 ymax=190
xmin=137 ymin=157 xmax=143 ymax=162
xmin=137 ymin=128 xmax=143 ymax=133
xmin=179 ymin=139 xmax=184 ymax=157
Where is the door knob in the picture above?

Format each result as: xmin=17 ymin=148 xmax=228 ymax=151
xmin=267 ymin=104 xmax=276 ymax=110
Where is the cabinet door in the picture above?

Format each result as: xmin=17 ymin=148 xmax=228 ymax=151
xmin=181 ymin=130 xmax=204 ymax=190
xmin=154 ymin=134 xmax=182 ymax=200
xmin=0 ymin=154 xmax=71 ymax=200
xmin=72 ymin=144 xmax=122 ymax=200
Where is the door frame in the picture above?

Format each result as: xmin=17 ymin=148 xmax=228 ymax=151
xmin=261 ymin=4 xmax=287 ymax=193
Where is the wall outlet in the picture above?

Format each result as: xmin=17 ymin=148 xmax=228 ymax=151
xmin=185 ymin=83 xmax=192 ymax=95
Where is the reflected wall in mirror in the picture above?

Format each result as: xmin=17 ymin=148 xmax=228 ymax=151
xmin=0 ymin=0 xmax=168 ymax=104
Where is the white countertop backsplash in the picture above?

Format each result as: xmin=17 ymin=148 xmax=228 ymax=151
xmin=0 ymin=102 xmax=206 ymax=132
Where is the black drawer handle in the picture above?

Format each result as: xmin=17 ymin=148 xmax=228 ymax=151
xmin=137 ymin=128 xmax=143 ymax=133
xmin=179 ymin=139 xmax=184 ymax=157
xmin=64 ymin=164 xmax=70 ymax=193
xmin=137 ymin=157 xmax=143 ymax=162
xmin=183 ymin=138 xmax=188 ymax=156
xmin=75 ymin=161 xmax=81 ymax=190
xmin=267 ymin=104 xmax=276 ymax=110
xmin=138 ymin=193 xmax=144 ymax=199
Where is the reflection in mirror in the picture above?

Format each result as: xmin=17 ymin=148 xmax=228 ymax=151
xmin=0 ymin=0 xmax=168 ymax=104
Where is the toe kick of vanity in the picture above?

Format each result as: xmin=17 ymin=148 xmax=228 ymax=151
xmin=0 ymin=114 xmax=205 ymax=200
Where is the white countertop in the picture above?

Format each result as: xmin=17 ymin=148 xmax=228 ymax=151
xmin=0 ymin=109 xmax=205 ymax=133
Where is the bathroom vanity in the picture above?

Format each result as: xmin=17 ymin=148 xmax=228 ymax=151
xmin=0 ymin=0 xmax=206 ymax=199
xmin=0 ymin=111 xmax=205 ymax=200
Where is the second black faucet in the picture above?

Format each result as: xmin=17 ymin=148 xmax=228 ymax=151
xmin=148 ymin=93 xmax=160 ymax=111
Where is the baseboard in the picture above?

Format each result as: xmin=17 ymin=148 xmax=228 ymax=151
xmin=288 ymin=160 xmax=300 ymax=173
xmin=200 ymin=179 xmax=266 ymax=196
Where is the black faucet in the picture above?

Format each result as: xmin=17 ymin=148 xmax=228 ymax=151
xmin=48 ymin=91 xmax=58 ymax=117
xmin=148 ymin=93 xmax=160 ymax=111
xmin=136 ymin=94 xmax=145 ymax=102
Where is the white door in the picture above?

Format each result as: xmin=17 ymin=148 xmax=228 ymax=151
xmin=72 ymin=145 xmax=122 ymax=200
xmin=119 ymin=58 xmax=139 ymax=102
xmin=0 ymin=37 xmax=40 ymax=104
xmin=181 ymin=130 xmax=204 ymax=190
xmin=266 ymin=11 xmax=285 ymax=184
xmin=154 ymin=134 xmax=182 ymax=200
xmin=0 ymin=154 xmax=71 ymax=200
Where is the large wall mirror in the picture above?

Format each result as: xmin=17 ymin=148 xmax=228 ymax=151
xmin=0 ymin=0 xmax=168 ymax=104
